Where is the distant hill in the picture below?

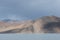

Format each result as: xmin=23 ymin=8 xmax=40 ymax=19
xmin=2 ymin=19 xmax=12 ymax=22
xmin=2 ymin=19 xmax=18 ymax=22
xmin=0 ymin=16 xmax=60 ymax=33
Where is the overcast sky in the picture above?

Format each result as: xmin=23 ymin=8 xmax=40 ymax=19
xmin=0 ymin=0 xmax=60 ymax=20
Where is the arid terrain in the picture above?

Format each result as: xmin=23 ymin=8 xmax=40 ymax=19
xmin=0 ymin=16 xmax=60 ymax=33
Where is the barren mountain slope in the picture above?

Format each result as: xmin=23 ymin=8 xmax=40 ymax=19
xmin=0 ymin=16 xmax=60 ymax=33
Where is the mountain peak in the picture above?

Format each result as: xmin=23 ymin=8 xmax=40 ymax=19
xmin=36 ymin=16 xmax=60 ymax=22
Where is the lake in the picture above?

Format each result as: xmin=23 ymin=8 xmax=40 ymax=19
xmin=0 ymin=34 xmax=60 ymax=40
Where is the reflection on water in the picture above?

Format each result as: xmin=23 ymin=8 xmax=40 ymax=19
xmin=0 ymin=34 xmax=60 ymax=40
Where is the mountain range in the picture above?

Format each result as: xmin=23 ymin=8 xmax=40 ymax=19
xmin=0 ymin=16 xmax=60 ymax=33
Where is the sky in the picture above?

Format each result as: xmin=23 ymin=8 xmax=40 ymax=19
xmin=0 ymin=0 xmax=60 ymax=20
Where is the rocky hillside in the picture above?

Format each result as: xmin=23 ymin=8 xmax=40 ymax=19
xmin=0 ymin=16 xmax=60 ymax=33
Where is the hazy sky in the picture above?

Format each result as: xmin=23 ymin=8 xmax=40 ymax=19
xmin=0 ymin=0 xmax=60 ymax=20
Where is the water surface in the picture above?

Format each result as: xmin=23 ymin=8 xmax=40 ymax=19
xmin=0 ymin=34 xmax=60 ymax=40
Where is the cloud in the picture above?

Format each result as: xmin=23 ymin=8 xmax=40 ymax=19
xmin=0 ymin=0 xmax=60 ymax=20
xmin=17 ymin=0 xmax=57 ymax=18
